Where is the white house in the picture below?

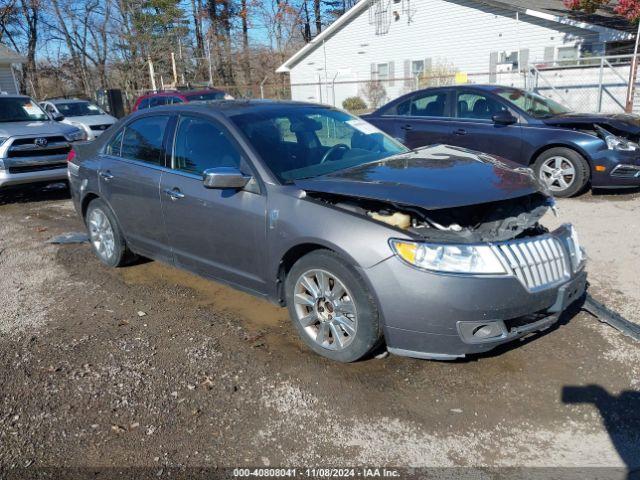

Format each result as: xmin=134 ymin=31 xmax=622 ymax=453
xmin=0 ymin=45 xmax=25 ymax=94
xmin=276 ymin=0 xmax=635 ymax=109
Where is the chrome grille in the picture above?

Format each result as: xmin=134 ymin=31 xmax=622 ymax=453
xmin=495 ymin=236 xmax=570 ymax=291
xmin=7 ymin=136 xmax=71 ymax=158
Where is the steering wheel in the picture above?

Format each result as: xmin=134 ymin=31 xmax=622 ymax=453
xmin=320 ymin=144 xmax=350 ymax=164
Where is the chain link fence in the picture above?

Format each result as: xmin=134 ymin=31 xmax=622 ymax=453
xmin=287 ymin=54 xmax=640 ymax=114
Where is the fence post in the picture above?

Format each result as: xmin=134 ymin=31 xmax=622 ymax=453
xmin=597 ymin=57 xmax=604 ymax=113
xmin=260 ymin=77 xmax=268 ymax=99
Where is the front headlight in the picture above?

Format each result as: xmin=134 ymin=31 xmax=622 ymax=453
xmin=390 ymin=239 xmax=507 ymax=274
xmin=596 ymin=125 xmax=639 ymax=151
xmin=66 ymin=127 xmax=88 ymax=142
xmin=0 ymin=137 xmax=8 ymax=146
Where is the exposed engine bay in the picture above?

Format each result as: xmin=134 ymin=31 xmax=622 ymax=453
xmin=306 ymin=191 xmax=555 ymax=243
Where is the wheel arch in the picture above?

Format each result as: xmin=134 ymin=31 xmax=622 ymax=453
xmin=80 ymin=192 xmax=101 ymax=220
xmin=528 ymin=142 xmax=592 ymax=167
xmin=275 ymin=241 xmax=366 ymax=306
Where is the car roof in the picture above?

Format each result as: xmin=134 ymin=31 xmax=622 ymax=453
xmin=133 ymin=99 xmax=330 ymax=118
xmin=139 ymin=88 xmax=225 ymax=99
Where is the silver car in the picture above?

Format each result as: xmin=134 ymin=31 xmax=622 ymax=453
xmin=68 ymin=101 xmax=587 ymax=362
xmin=40 ymin=99 xmax=117 ymax=141
xmin=0 ymin=95 xmax=86 ymax=188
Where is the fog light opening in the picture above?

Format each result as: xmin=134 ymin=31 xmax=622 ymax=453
xmin=472 ymin=324 xmax=496 ymax=339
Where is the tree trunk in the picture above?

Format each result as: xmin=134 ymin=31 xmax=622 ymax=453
xmin=314 ymin=0 xmax=321 ymax=35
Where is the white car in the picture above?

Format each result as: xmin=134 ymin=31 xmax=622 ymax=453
xmin=40 ymin=99 xmax=117 ymax=141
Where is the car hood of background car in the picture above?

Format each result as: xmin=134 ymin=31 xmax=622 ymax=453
xmin=0 ymin=121 xmax=80 ymax=138
xmin=294 ymin=145 xmax=542 ymax=210
xmin=543 ymin=112 xmax=640 ymax=135
xmin=64 ymin=114 xmax=117 ymax=126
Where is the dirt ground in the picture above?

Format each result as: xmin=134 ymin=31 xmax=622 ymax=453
xmin=0 ymin=183 xmax=639 ymax=476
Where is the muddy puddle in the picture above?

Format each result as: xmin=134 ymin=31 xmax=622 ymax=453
xmin=121 ymin=260 xmax=292 ymax=338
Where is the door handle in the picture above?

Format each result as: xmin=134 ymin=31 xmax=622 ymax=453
xmin=99 ymin=171 xmax=114 ymax=181
xmin=400 ymin=124 xmax=413 ymax=131
xmin=164 ymin=188 xmax=185 ymax=201
xmin=453 ymin=128 xmax=467 ymax=135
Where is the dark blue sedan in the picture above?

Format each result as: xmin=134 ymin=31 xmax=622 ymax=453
xmin=364 ymin=85 xmax=640 ymax=197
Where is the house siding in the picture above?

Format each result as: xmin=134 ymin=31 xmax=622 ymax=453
xmin=287 ymin=0 xmax=612 ymax=108
xmin=0 ymin=64 xmax=19 ymax=94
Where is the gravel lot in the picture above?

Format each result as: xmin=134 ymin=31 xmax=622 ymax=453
xmin=0 ymin=183 xmax=638 ymax=476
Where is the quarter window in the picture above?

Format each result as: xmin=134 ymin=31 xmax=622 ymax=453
xmin=105 ymin=128 xmax=124 ymax=157
xmin=173 ymin=116 xmax=241 ymax=175
xmin=120 ymin=115 xmax=170 ymax=165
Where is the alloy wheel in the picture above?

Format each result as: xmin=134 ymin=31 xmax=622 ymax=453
xmin=293 ymin=269 xmax=358 ymax=351
xmin=539 ymin=156 xmax=576 ymax=192
xmin=88 ymin=208 xmax=116 ymax=262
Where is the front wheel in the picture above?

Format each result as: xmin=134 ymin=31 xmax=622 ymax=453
xmin=285 ymin=250 xmax=383 ymax=362
xmin=533 ymin=147 xmax=590 ymax=198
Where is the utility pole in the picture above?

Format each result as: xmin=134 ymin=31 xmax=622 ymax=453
xmin=148 ymin=56 xmax=157 ymax=92
xmin=171 ymin=52 xmax=178 ymax=86
xmin=625 ymin=21 xmax=640 ymax=113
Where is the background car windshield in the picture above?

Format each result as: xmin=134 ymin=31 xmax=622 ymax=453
xmin=184 ymin=91 xmax=226 ymax=102
xmin=231 ymin=107 xmax=408 ymax=182
xmin=0 ymin=98 xmax=49 ymax=122
xmin=56 ymin=101 xmax=105 ymax=116
xmin=496 ymin=88 xmax=570 ymax=118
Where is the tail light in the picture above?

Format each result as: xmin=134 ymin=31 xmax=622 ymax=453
xmin=67 ymin=148 xmax=76 ymax=163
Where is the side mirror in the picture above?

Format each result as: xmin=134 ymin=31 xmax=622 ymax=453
xmin=51 ymin=112 xmax=65 ymax=121
xmin=492 ymin=111 xmax=517 ymax=125
xmin=203 ymin=167 xmax=251 ymax=189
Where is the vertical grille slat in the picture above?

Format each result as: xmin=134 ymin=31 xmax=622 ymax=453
xmin=496 ymin=235 xmax=570 ymax=291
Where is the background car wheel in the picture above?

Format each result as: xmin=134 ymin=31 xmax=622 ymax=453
xmin=285 ymin=250 xmax=383 ymax=362
xmin=85 ymin=198 xmax=135 ymax=267
xmin=533 ymin=147 xmax=590 ymax=198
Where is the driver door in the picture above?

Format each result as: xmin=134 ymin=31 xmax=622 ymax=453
xmin=160 ymin=114 xmax=268 ymax=294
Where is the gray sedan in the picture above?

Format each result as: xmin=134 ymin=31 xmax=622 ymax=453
xmin=68 ymin=101 xmax=587 ymax=362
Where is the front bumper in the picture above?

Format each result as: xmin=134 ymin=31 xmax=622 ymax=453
xmin=362 ymin=229 xmax=587 ymax=360
xmin=590 ymin=149 xmax=640 ymax=188
xmin=0 ymin=165 xmax=68 ymax=187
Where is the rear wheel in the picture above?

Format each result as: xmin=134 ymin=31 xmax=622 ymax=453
xmin=533 ymin=147 xmax=590 ymax=197
xmin=285 ymin=250 xmax=382 ymax=362
xmin=85 ymin=198 xmax=135 ymax=267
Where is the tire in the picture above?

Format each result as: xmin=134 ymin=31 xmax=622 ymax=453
xmin=85 ymin=198 xmax=135 ymax=267
xmin=533 ymin=147 xmax=590 ymax=198
xmin=285 ymin=250 xmax=383 ymax=362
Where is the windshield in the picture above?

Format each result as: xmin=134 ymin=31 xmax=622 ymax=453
xmin=185 ymin=91 xmax=226 ymax=102
xmin=496 ymin=88 xmax=571 ymax=118
xmin=230 ymin=107 xmax=408 ymax=182
xmin=55 ymin=101 xmax=105 ymax=117
xmin=0 ymin=97 xmax=49 ymax=122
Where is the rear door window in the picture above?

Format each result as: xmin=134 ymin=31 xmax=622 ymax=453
xmin=149 ymin=96 xmax=168 ymax=108
xmin=387 ymin=91 xmax=450 ymax=117
xmin=121 ymin=115 xmax=170 ymax=166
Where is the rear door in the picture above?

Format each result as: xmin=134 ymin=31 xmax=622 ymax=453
xmin=98 ymin=114 xmax=173 ymax=261
xmin=370 ymin=89 xmax=454 ymax=149
xmin=160 ymin=114 xmax=268 ymax=294
xmin=449 ymin=89 xmax=523 ymax=163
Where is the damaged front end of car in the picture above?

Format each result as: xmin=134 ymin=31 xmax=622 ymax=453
xmin=294 ymin=146 xmax=588 ymax=359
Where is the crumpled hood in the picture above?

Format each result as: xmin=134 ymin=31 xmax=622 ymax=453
xmin=0 ymin=120 xmax=80 ymax=138
xmin=543 ymin=112 xmax=640 ymax=135
xmin=295 ymin=144 xmax=543 ymax=210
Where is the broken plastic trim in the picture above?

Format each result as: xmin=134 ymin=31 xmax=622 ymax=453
xmin=582 ymin=293 xmax=640 ymax=342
